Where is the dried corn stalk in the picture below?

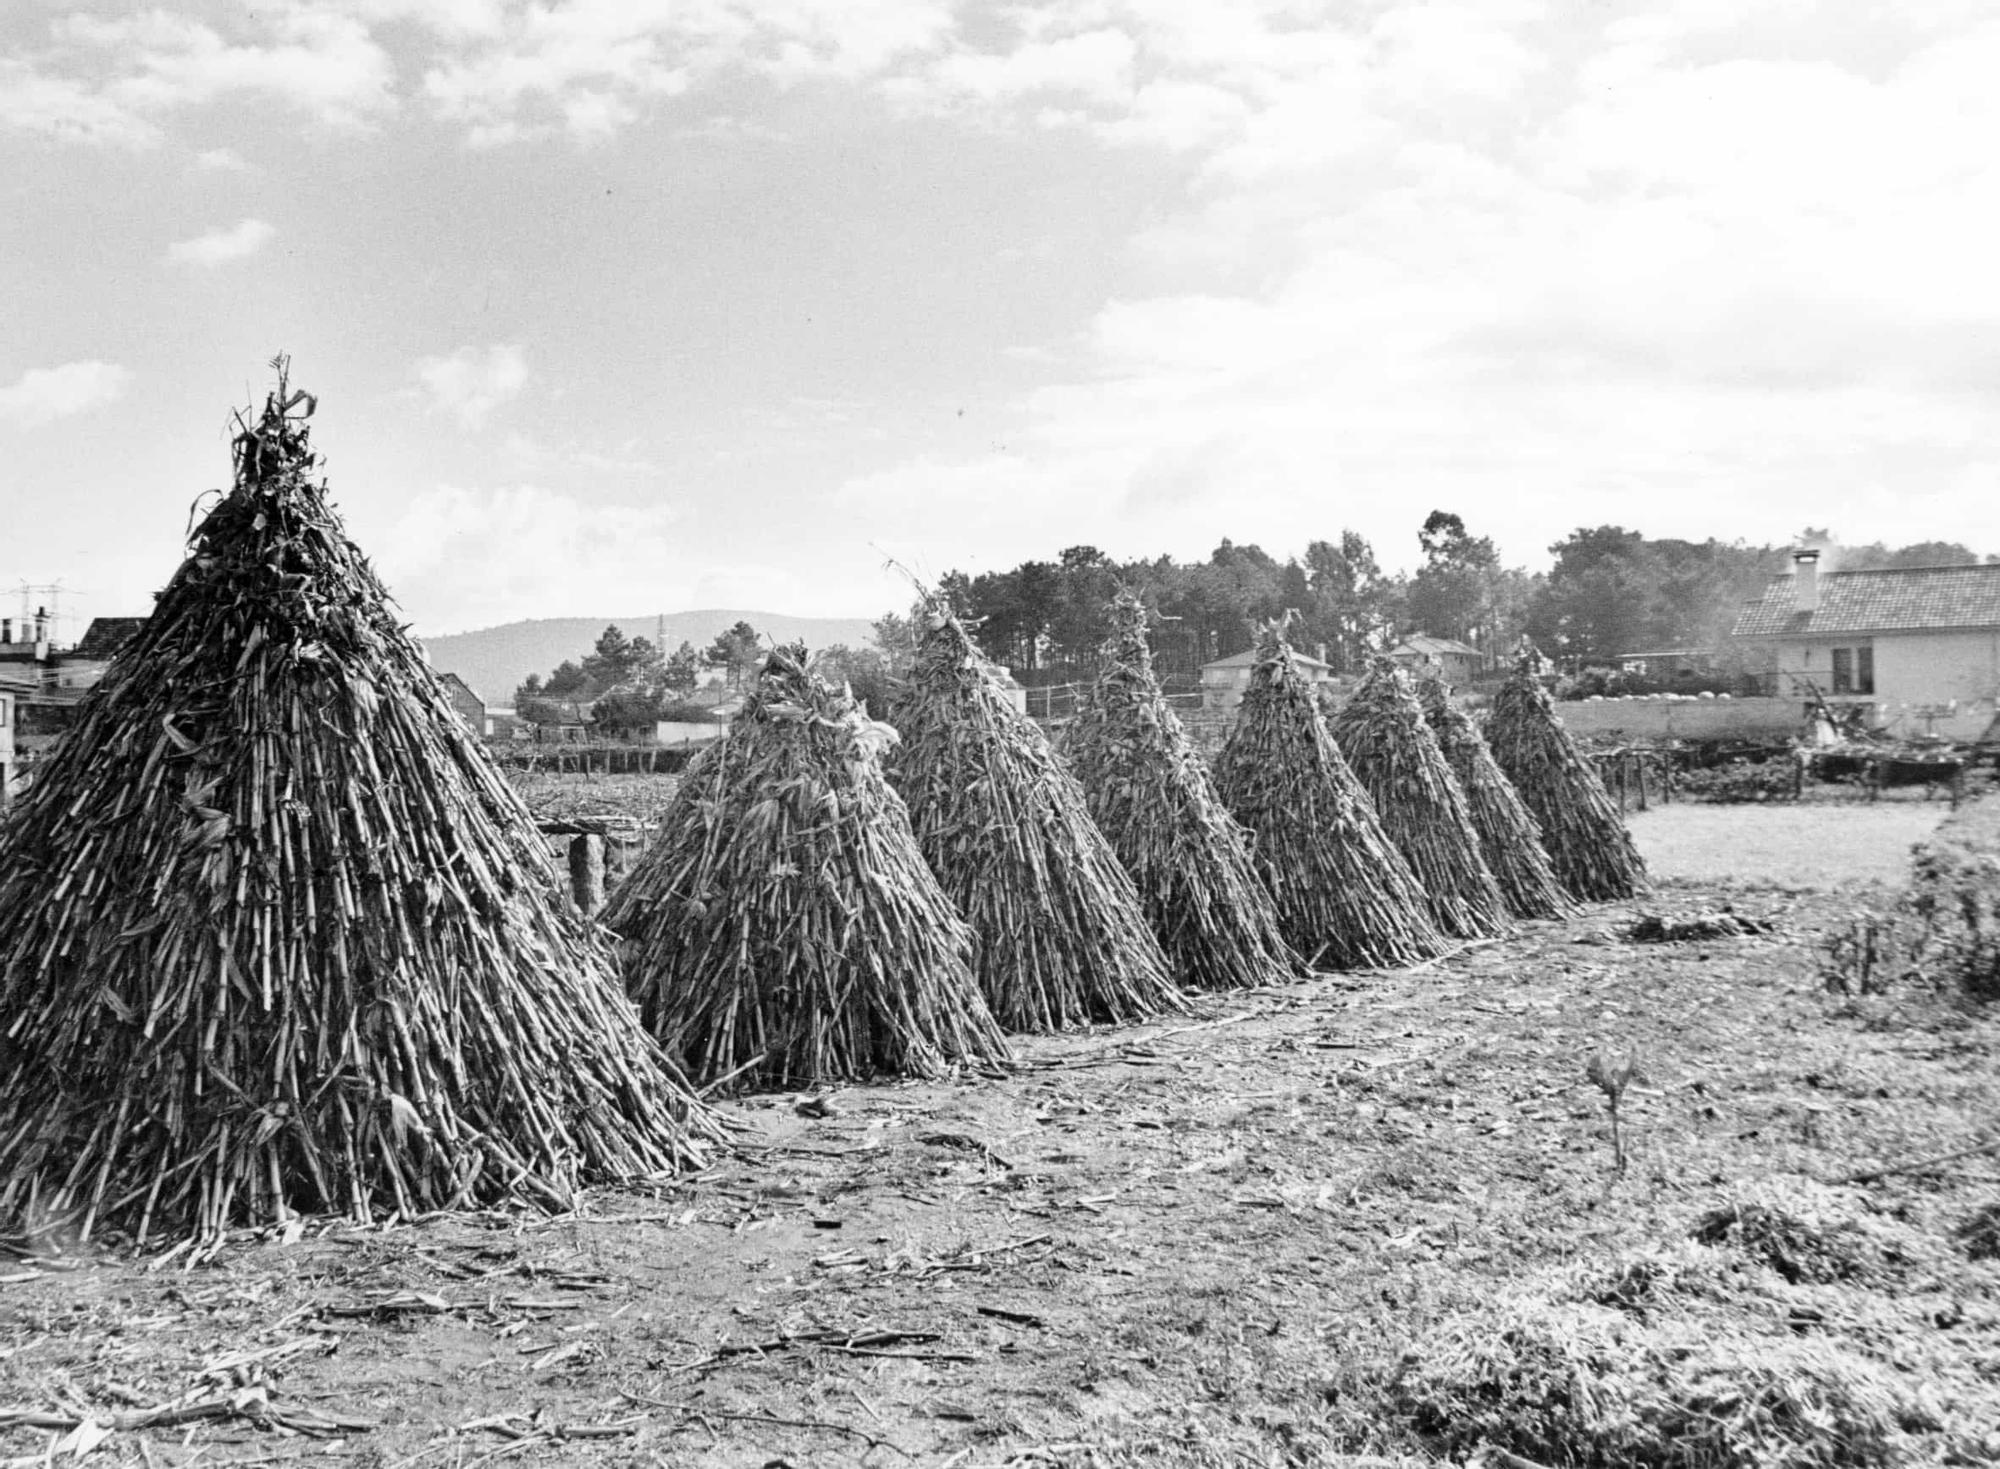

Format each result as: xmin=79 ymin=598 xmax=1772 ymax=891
xmin=606 ymin=643 xmax=1007 ymax=1091
xmin=1485 ymin=658 xmax=1648 ymax=902
xmin=1415 ymin=671 xmax=1574 ymax=921
xmin=0 ymin=367 xmax=716 ymax=1247
xmin=888 ymin=608 xmax=1184 ymax=1031
xmin=1063 ymin=591 xmax=1304 ymax=990
xmin=1329 ymin=658 xmax=1508 ymax=940
xmin=1212 ymin=624 xmax=1446 ymax=970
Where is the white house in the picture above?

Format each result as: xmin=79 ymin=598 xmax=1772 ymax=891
xmin=1731 ymin=552 xmax=2000 ymax=740
xmin=1388 ymin=633 xmax=1482 ymax=686
xmin=1200 ymin=646 xmax=1336 ymax=712
xmin=0 ymin=686 xmax=14 ymax=808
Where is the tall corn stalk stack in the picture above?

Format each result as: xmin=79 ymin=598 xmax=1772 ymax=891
xmin=1485 ymin=657 xmax=1649 ymax=902
xmin=0 ymin=368 xmax=715 ymax=1247
xmin=605 ymin=644 xmax=1007 ymax=1091
xmin=1329 ymin=658 xmax=1509 ymax=940
xmin=888 ymin=608 xmax=1184 ymax=1031
xmin=1063 ymin=591 xmax=1305 ymax=990
xmin=1212 ymin=623 xmax=1446 ymax=970
xmin=1416 ymin=671 xmax=1574 ymax=921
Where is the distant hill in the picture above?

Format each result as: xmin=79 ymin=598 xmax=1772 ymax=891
xmin=420 ymin=611 xmax=882 ymax=705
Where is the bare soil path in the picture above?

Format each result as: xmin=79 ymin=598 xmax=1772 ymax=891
xmin=4 ymin=806 xmax=1994 ymax=1467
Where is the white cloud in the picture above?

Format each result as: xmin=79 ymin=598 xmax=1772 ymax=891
xmin=414 ymin=344 xmax=530 ymax=427
xmin=833 ymin=4 xmax=2000 ymax=573
xmin=373 ymin=483 xmax=703 ymax=629
xmin=0 ymin=58 xmax=161 ymax=147
xmin=62 ymin=8 xmax=398 ymax=131
xmin=0 ymin=361 xmax=132 ymax=428
xmin=897 ymin=28 xmax=1137 ymax=110
xmin=4 ymin=7 xmax=396 ymax=148
xmin=415 ymin=0 xmax=957 ymax=142
xmin=193 ymin=147 xmax=250 ymax=171
xmin=166 ymin=218 xmax=277 ymax=267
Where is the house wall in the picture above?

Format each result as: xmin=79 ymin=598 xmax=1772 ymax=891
xmin=0 ymin=692 xmax=14 ymax=806
xmin=1552 ymin=696 xmax=1803 ymax=742
xmin=1772 ymin=630 xmax=2000 ymax=740
xmin=654 ymin=719 xmax=727 ymax=745
xmin=1201 ymin=665 xmax=1336 ymax=713
xmin=441 ymin=679 xmax=491 ymax=736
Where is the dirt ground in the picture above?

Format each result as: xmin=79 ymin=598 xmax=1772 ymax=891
xmin=5 ymin=805 xmax=1997 ymax=1468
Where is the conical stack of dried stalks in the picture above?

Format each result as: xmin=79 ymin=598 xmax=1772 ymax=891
xmin=1485 ymin=657 xmax=1649 ymax=902
xmin=888 ymin=608 xmax=1184 ymax=1031
xmin=1329 ymin=658 xmax=1509 ymax=940
xmin=1416 ymin=672 xmax=1574 ymax=921
xmin=0 ymin=367 xmax=716 ymax=1247
xmin=1212 ymin=623 xmax=1446 ymax=970
xmin=1063 ymin=591 xmax=1305 ymax=990
xmin=606 ymin=643 xmax=1007 ymax=1091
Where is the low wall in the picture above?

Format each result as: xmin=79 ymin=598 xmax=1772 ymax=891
xmin=1177 ymin=707 xmax=1238 ymax=760
xmin=1551 ymin=697 xmax=1802 ymax=743
xmin=654 ymin=720 xmax=726 ymax=745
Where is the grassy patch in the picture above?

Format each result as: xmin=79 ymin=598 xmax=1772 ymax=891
xmin=1628 ymin=806 xmax=1949 ymax=889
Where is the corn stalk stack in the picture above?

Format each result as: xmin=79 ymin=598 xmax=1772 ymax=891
xmin=1485 ymin=657 xmax=1649 ymax=902
xmin=1416 ymin=671 xmax=1574 ymax=921
xmin=887 ymin=608 xmax=1184 ymax=1031
xmin=1328 ymin=658 xmax=1509 ymax=940
xmin=0 ymin=368 xmax=716 ymax=1248
xmin=1212 ymin=624 xmax=1446 ymax=970
xmin=605 ymin=643 xmax=1007 ymax=1091
xmin=1062 ymin=591 xmax=1305 ymax=990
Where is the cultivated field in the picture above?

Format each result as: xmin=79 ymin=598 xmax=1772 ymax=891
xmin=4 ymin=804 xmax=1996 ymax=1467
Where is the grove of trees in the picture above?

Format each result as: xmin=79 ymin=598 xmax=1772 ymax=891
xmin=507 ymin=518 xmax=1988 ymax=732
xmin=515 ymin=620 xmax=774 ymax=731
xmin=926 ymin=519 xmax=1989 ymax=693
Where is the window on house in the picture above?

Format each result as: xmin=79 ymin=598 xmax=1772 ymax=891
xmin=1830 ymin=645 xmax=1875 ymax=695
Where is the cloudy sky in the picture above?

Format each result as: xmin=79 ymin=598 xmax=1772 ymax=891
xmin=4 ymin=0 xmax=1997 ymax=637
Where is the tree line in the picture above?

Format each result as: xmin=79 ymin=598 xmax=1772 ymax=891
xmin=926 ymin=516 xmax=1991 ymax=690
xmin=513 ymin=515 xmax=1988 ymax=729
xmin=513 ymin=619 xmax=899 ymax=730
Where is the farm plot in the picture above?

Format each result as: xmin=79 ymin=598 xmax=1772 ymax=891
xmin=1628 ymin=803 xmax=1950 ymax=889
xmin=4 ymin=810 xmax=1997 ymax=1467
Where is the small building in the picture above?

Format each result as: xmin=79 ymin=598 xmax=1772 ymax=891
xmin=437 ymin=672 xmax=492 ymax=736
xmin=0 ymin=685 xmax=15 ymax=809
xmin=1617 ymin=648 xmax=1717 ymax=681
xmin=1200 ymin=646 xmax=1336 ymax=712
xmin=60 ymin=617 xmax=149 ymax=689
xmin=1732 ymin=552 xmax=2000 ymax=740
xmin=996 ymin=669 xmax=1028 ymax=716
xmin=1388 ymin=634 xmax=1483 ymax=686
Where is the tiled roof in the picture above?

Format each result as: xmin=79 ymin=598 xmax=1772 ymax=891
xmin=73 ymin=617 xmax=148 ymax=660
xmin=1393 ymin=634 xmax=1480 ymax=658
xmin=1733 ymin=564 xmax=2000 ymax=638
xmin=438 ymin=670 xmax=484 ymax=704
xmin=1202 ymin=647 xmax=1331 ymax=672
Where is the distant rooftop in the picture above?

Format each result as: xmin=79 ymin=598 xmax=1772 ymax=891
xmin=1203 ymin=646 xmax=1331 ymax=672
xmin=1733 ymin=563 xmax=2000 ymax=638
xmin=74 ymin=617 xmax=149 ymax=661
xmin=1392 ymin=634 xmax=1480 ymax=658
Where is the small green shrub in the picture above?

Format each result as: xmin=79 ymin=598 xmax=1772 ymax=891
xmin=1821 ymin=795 xmax=2000 ymax=1002
xmin=1676 ymin=758 xmax=1798 ymax=804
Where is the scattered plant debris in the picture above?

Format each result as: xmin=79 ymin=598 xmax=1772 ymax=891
xmin=1691 ymin=1200 xmax=1871 ymax=1285
xmin=1627 ymin=910 xmax=1778 ymax=943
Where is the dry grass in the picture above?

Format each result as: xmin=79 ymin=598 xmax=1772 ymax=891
xmin=1629 ymin=805 xmax=1949 ymax=889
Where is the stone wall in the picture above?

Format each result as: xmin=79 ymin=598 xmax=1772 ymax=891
xmin=1550 ymin=696 xmax=1803 ymax=742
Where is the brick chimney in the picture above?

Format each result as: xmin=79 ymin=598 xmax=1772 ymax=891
xmin=1793 ymin=549 xmax=1821 ymax=614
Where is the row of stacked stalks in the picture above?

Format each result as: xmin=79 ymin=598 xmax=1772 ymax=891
xmin=0 ymin=375 xmax=1646 ymax=1247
